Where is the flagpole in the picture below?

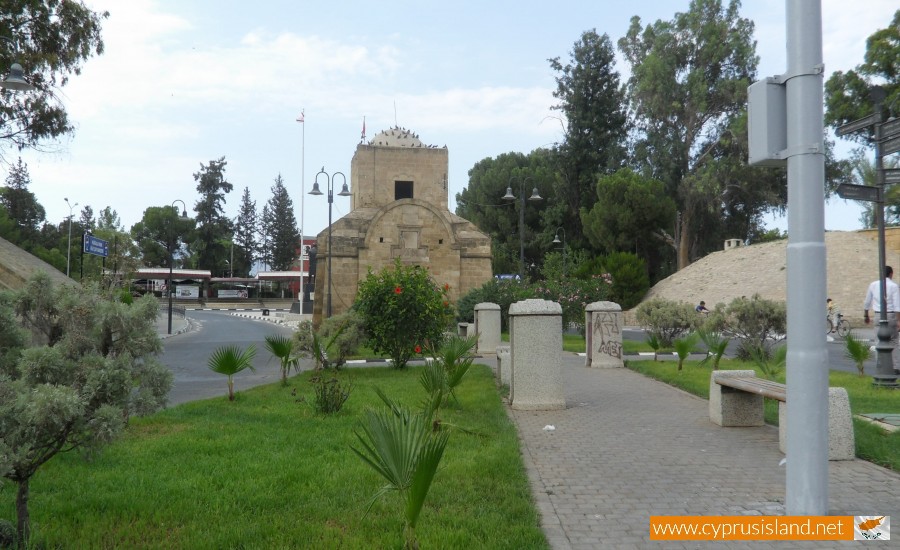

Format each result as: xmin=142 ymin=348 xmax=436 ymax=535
xmin=298 ymin=110 xmax=306 ymax=313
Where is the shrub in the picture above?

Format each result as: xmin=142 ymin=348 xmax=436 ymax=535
xmin=532 ymin=274 xmax=612 ymax=332
xmin=461 ymin=278 xmax=531 ymax=332
xmin=635 ymin=298 xmax=702 ymax=346
xmin=309 ymin=372 xmax=353 ymax=414
xmin=455 ymin=286 xmax=482 ymax=324
xmin=355 ymin=260 xmax=453 ymax=369
xmin=721 ymin=295 xmax=786 ymax=360
xmin=295 ymin=311 xmax=366 ymax=370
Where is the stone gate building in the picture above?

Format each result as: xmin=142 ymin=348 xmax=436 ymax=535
xmin=311 ymin=127 xmax=492 ymax=324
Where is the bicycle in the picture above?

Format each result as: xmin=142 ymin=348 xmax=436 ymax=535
xmin=826 ymin=312 xmax=850 ymax=337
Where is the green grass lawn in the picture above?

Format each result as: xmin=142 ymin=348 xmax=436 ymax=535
xmin=0 ymin=365 xmax=547 ymax=549
xmin=625 ymin=358 xmax=900 ymax=471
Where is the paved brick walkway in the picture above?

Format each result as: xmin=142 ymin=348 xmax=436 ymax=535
xmin=508 ymin=353 xmax=899 ymax=549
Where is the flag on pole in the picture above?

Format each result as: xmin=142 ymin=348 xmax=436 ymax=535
xmin=361 ymin=116 xmax=366 ymax=142
xmin=296 ymin=110 xmax=304 ymax=124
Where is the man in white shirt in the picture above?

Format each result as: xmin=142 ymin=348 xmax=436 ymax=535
xmin=863 ymin=265 xmax=900 ymax=373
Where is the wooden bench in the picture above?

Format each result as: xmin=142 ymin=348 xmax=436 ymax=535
xmin=709 ymin=370 xmax=854 ymax=461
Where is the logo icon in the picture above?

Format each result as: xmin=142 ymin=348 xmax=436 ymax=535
xmin=855 ymin=516 xmax=890 ymax=541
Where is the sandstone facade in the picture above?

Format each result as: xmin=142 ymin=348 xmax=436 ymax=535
xmin=311 ymin=129 xmax=492 ymax=323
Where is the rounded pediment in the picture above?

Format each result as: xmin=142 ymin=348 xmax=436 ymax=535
xmin=369 ymin=126 xmax=424 ymax=148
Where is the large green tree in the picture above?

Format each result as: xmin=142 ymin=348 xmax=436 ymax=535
xmin=618 ymin=0 xmax=759 ymax=270
xmin=193 ymin=157 xmax=233 ymax=273
xmin=0 ymin=1 xmax=107 ymax=156
xmin=581 ymin=168 xmax=675 ymax=280
xmin=264 ymin=174 xmax=299 ymax=271
xmin=455 ymin=150 xmax=556 ymax=275
xmin=130 ymin=205 xmax=196 ymax=269
xmin=825 ymin=9 xmax=900 ymax=140
xmin=0 ymin=157 xmax=44 ymax=238
xmin=548 ymin=29 xmax=629 ymax=249
xmin=233 ymin=186 xmax=258 ymax=277
xmin=0 ymin=272 xmax=172 ymax=545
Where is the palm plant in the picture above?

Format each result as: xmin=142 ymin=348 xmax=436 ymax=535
xmin=844 ymin=332 xmax=872 ymax=377
xmin=207 ymin=345 xmax=257 ymax=401
xmin=750 ymin=344 xmax=786 ymax=381
xmin=673 ymin=332 xmax=699 ymax=371
xmin=420 ymin=335 xmax=477 ymax=408
xmin=352 ymin=400 xmax=449 ymax=549
xmin=645 ymin=332 xmax=661 ymax=361
xmin=265 ymin=334 xmax=299 ymax=385
xmin=697 ymin=328 xmax=730 ymax=370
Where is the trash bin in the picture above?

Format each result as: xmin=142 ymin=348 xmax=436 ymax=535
xmin=262 ymin=309 xmax=270 ymax=316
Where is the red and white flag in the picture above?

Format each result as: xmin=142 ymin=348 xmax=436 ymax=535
xmin=296 ymin=110 xmax=304 ymax=124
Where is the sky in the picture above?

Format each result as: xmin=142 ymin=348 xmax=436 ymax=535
xmin=7 ymin=0 xmax=898 ymax=238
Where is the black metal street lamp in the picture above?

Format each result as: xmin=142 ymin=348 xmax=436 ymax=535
xmin=309 ymin=168 xmax=350 ymax=317
xmin=168 ymin=200 xmax=189 ymax=335
xmin=552 ymin=226 xmax=567 ymax=276
xmin=502 ymin=176 xmax=542 ymax=279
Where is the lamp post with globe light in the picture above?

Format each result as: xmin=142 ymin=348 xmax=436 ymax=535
xmin=552 ymin=227 xmax=567 ymax=277
xmin=308 ymin=168 xmax=350 ymax=318
xmin=502 ymin=176 xmax=542 ymax=280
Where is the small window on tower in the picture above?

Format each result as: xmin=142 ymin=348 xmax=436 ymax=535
xmin=395 ymin=181 xmax=414 ymax=200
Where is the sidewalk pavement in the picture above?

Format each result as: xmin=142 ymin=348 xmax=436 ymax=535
xmin=508 ymin=353 xmax=899 ymax=549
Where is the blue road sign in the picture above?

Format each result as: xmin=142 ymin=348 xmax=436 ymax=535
xmin=83 ymin=234 xmax=109 ymax=257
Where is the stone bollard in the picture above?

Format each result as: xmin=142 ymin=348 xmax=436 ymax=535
xmin=509 ymin=299 xmax=565 ymax=410
xmin=496 ymin=344 xmax=510 ymax=386
xmin=474 ymin=302 xmax=501 ymax=354
xmin=584 ymin=301 xmax=623 ymax=368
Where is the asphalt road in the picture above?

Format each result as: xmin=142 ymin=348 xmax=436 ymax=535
xmin=159 ymin=310 xmax=310 ymax=406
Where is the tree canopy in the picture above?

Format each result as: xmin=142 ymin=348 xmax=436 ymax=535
xmin=825 ymin=9 xmax=900 ymax=141
xmin=264 ymin=174 xmax=299 ymax=272
xmin=548 ymin=29 xmax=629 ymax=248
xmin=193 ymin=157 xmax=233 ymax=273
xmin=618 ymin=0 xmax=760 ymax=269
xmin=0 ymin=0 xmax=108 ymax=156
xmin=0 ymin=272 xmax=172 ymax=544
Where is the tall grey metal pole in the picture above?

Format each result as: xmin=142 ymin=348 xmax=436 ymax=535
xmin=784 ymin=0 xmax=828 ymax=515
xmin=518 ymin=193 xmax=525 ymax=280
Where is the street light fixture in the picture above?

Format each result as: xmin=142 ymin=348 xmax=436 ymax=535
xmin=168 ymin=200 xmax=189 ymax=335
xmin=502 ymin=176 xmax=542 ymax=279
xmin=309 ymin=168 xmax=350 ymax=317
xmin=64 ymin=197 xmax=78 ymax=278
xmin=0 ymin=36 xmax=34 ymax=92
xmin=552 ymin=226 xmax=567 ymax=277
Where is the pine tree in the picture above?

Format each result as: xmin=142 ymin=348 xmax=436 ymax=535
xmin=193 ymin=157 xmax=233 ymax=272
xmin=258 ymin=204 xmax=273 ymax=271
xmin=0 ymin=157 xmax=45 ymax=235
xmin=264 ymin=174 xmax=300 ymax=271
xmin=234 ymin=187 xmax=258 ymax=277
